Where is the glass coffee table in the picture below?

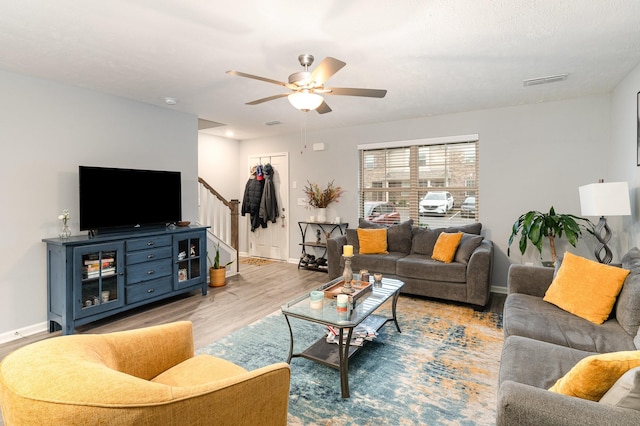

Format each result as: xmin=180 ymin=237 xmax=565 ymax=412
xmin=281 ymin=276 xmax=404 ymax=398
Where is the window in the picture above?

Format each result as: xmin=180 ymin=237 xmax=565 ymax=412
xmin=359 ymin=136 xmax=479 ymax=228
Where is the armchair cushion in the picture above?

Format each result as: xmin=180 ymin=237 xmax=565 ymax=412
xmin=600 ymin=367 xmax=640 ymax=410
xmin=617 ymin=248 xmax=640 ymax=336
xmin=151 ymin=354 xmax=248 ymax=386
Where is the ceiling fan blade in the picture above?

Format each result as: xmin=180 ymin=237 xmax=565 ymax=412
xmin=309 ymin=57 xmax=346 ymax=85
xmin=226 ymin=70 xmax=297 ymax=89
xmin=316 ymin=101 xmax=332 ymax=114
xmin=246 ymin=93 xmax=290 ymax=105
xmin=326 ymin=87 xmax=387 ymax=98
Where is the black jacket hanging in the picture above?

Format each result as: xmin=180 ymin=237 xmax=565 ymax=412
xmin=259 ymin=163 xmax=279 ymax=223
xmin=241 ymin=166 xmax=266 ymax=231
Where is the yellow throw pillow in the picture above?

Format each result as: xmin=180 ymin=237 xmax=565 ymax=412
xmin=543 ymin=252 xmax=630 ymax=324
xmin=431 ymin=232 xmax=463 ymax=263
xmin=357 ymin=228 xmax=388 ymax=255
xmin=549 ymin=351 xmax=640 ymax=401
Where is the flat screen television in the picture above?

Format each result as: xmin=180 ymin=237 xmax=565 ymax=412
xmin=79 ymin=166 xmax=182 ymax=233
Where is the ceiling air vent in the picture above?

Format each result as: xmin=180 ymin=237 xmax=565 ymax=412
xmin=266 ymin=121 xmax=283 ymax=126
xmin=523 ymin=73 xmax=569 ymax=87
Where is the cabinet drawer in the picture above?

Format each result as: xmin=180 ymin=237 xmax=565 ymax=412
xmin=126 ymin=259 xmax=172 ymax=284
xmin=126 ymin=246 xmax=172 ymax=265
xmin=126 ymin=276 xmax=172 ymax=304
xmin=127 ymin=235 xmax=172 ymax=252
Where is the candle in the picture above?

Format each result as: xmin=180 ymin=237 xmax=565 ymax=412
xmin=310 ymin=291 xmax=324 ymax=309
xmin=336 ymin=294 xmax=349 ymax=312
xmin=343 ymin=245 xmax=353 ymax=256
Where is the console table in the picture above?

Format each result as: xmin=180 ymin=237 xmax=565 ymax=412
xmin=298 ymin=221 xmax=348 ymax=272
xmin=43 ymin=226 xmax=209 ymax=335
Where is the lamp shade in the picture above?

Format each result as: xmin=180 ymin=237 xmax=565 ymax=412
xmin=579 ymin=181 xmax=631 ymax=217
xmin=288 ymin=91 xmax=323 ymax=111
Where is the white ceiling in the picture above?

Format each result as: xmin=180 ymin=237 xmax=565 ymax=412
xmin=1 ymin=1 xmax=640 ymax=140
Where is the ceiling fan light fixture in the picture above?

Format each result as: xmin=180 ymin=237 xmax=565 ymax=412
xmin=288 ymin=91 xmax=323 ymax=111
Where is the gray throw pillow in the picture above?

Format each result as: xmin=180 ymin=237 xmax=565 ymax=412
xmin=386 ymin=219 xmax=413 ymax=253
xmin=599 ymin=367 xmax=640 ymax=410
xmin=411 ymin=227 xmax=443 ymax=256
xmin=454 ymin=233 xmax=484 ymax=264
xmin=616 ymin=247 xmax=640 ymax=336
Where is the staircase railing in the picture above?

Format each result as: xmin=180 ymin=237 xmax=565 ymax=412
xmin=197 ymin=177 xmax=239 ymax=274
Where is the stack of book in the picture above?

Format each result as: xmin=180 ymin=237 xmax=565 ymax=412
xmin=83 ymin=258 xmax=115 ymax=279
xmin=325 ymin=324 xmax=378 ymax=347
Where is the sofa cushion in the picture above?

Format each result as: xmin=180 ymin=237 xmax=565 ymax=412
xmin=349 ymin=252 xmax=405 ymax=275
xmin=386 ymin=219 xmax=413 ymax=253
xmin=346 ymin=228 xmax=360 ymax=253
xmin=617 ymin=247 xmax=640 ymax=336
xmin=503 ymin=293 xmax=636 ymax=353
xmin=397 ymin=254 xmax=467 ymax=282
xmin=543 ymin=252 xmax=629 ymax=324
xmin=600 ymin=367 xmax=640 ymax=410
xmin=444 ymin=222 xmax=482 ymax=235
xmin=549 ymin=350 xmax=640 ymax=401
xmin=411 ymin=227 xmax=443 ymax=255
xmin=432 ymin=232 xmax=463 ymax=263
xmin=499 ymin=335 xmax=595 ymax=390
xmin=454 ymin=233 xmax=484 ymax=264
xmin=357 ymin=228 xmax=388 ymax=254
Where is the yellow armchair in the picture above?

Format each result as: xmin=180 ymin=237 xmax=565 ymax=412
xmin=0 ymin=321 xmax=290 ymax=425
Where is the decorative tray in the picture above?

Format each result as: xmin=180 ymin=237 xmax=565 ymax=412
xmin=323 ymin=280 xmax=372 ymax=303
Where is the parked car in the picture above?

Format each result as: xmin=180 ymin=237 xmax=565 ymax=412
xmin=461 ymin=196 xmax=476 ymax=217
xmin=419 ymin=191 xmax=454 ymax=216
xmin=363 ymin=201 xmax=400 ymax=225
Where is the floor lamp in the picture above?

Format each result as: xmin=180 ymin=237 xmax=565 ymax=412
xmin=578 ymin=181 xmax=631 ymax=264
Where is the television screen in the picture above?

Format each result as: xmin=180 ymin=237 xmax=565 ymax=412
xmin=79 ymin=166 xmax=182 ymax=232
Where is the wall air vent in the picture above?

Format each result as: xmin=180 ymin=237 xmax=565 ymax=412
xmin=523 ymin=73 xmax=569 ymax=87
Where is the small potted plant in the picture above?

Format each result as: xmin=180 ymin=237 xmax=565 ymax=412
xmin=208 ymin=242 xmax=234 ymax=287
xmin=508 ymin=206 xmax=594 ymax=266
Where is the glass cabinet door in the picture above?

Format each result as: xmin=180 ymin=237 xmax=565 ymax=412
xmin=174 ymin=232 xmax=205 ymax=290
xmin=73 ymin=242 xmax=125 ymax=318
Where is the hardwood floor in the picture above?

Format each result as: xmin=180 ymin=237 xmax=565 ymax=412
xmin=0 ymin=259 xmax=505 ymax=361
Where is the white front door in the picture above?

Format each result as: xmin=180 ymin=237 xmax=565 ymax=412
xmin=247 ymin=153 xmax=289 ymax=261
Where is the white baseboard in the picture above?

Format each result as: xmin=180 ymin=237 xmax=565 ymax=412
xmin=0 ymin=321 xmax=48 ymax=344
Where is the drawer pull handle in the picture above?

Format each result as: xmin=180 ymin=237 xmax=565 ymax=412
xmin=147 ymin=288 xmax=155 ymax=293
xmin=147 ymin=241 xmax=155 ymax=246
xmin=147 ymin=254 xmax=155 ymax=259
xmin=147 ymin=270 xmax=155 ymax=275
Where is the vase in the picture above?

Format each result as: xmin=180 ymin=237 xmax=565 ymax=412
xmin=317 ymin=208 xmax=327 ymax=223
xmin=60 ymin=224 xmax=71 ymax=239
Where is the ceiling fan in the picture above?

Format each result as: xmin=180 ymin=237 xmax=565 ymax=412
xmin=226 ymin=54 xmax=387 ymax=114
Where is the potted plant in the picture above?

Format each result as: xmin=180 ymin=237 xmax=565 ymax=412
xmin=208 ymin=242 xmax=234 ymax=287
xmin=508 ymin=206 xmax=594 ymax=265
xmin=304 ymin=180 xmax=343 ymax=222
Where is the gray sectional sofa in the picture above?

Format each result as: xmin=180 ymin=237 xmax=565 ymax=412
xmin=498 ymin=248 xmax=640 ymax=425
xmin=326 ymin=219 xmax=493 ymax=306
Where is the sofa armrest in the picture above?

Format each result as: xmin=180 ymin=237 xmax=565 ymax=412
xmin=327 ymin=235 xmax=348 ymax=279
xmin=497 ymin=380 xmax=640 ymax=426
xmin=507 ymin=264 xmax=554 ymax=297
xmin=465 ymin=239 xmax=493 ymax=306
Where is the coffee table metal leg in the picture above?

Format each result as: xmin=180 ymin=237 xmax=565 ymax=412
xmin=284 ymin=314 xmax=294 ymax=363
xmin=391 ymin=290 xmax=402 ymax=333
xmin=338 ymin=327 xmax=354 ymax=398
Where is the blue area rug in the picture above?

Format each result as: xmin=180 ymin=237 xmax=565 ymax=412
xmin=197 ymin=296 xmax=503 ymax=425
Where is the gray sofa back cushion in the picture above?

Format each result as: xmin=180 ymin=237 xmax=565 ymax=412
xmin=352 ymin=218 xmax=414 ymax=254
xmin=411 ymin=227 xmax=442 ymax=255
xmin=411 ymin=222 xmax=483 ymax=256
xmin=618 ymin=247 xmax=640 ymax=336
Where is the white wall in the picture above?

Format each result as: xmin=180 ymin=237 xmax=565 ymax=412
xmin=609 ymin=61 xmax=640 ymax=253
xmin=231 ymin=95 xmax=610 ymax=289
xmin=198 ymin=133 xmax=242 ymax=202
xmin=0 ymin=69 xmax=199 ymax=338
